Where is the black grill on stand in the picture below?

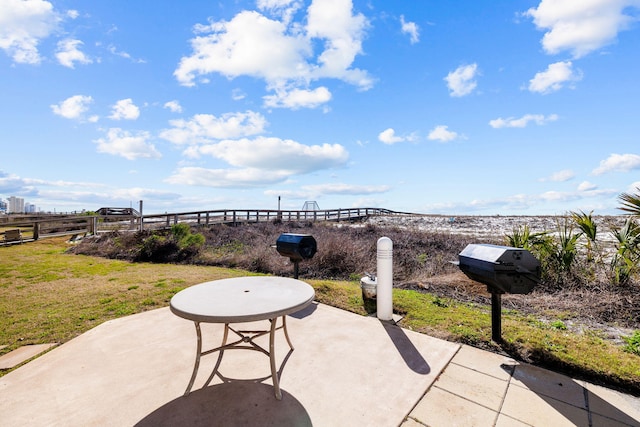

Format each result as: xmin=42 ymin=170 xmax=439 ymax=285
xmin=275 ymin=233 xmax=317 ymax=279
xmin=454 ymin=244 xmax=541 ymax=342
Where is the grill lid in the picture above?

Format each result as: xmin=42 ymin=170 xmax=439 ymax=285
xmin=456 ymin=244 xmax=541 ymax=294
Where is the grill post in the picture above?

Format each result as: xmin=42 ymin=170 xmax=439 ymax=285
xmin=293 ymin=260 xmax=299 ymax=279
xmin=491 ymin=292 xmax=502 ymax=342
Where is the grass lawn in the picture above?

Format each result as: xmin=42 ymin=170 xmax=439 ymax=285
xmin=1 ymin=236 xmax=639 ymax=394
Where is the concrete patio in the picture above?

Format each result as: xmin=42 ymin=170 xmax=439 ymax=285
xmin=1 ymin=303 xmax=639 ymax=426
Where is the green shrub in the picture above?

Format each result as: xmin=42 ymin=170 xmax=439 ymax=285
xmin=170 ymin=223 xmax=191 ymax=241
xmin=623 ymin=331 xmax=640 ymax=355
xmin=170 ymin=223 xmax=205 ymax=250
xmin=551 ymin=320 xmax=567 ymax=330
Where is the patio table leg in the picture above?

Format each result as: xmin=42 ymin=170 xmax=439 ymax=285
xmin=269 ymin=317 xmax=282 ymax=400
xmin=184 ymin=321 xmax=202 ymax=396
xmin=202 ymin=324 xmax=229 ymax=389
xmin=184 ymin=322 xmax=230 ymax=395
xmin=282 ymin=315 xmax=294 ymax=350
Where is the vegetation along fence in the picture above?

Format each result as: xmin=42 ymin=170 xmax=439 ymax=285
xmin=0 ymin=208 xmax=404 ymax=244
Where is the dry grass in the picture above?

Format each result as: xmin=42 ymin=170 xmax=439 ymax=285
xmin=0 ymin=237 xmax=248 ymax=351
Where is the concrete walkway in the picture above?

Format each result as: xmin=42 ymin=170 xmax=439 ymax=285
xmin=1 ymin=303 xmax=639 ymax=426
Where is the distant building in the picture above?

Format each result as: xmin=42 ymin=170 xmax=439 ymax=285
xmin=25 ymin=202 xmax=37 ymax=213
xmin=0 ymin=199 xmax=6 ymax=213
xmin=8 ymin=196 xmax=24 ymax=214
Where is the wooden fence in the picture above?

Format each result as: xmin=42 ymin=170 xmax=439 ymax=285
xmin=0 ymin=207 xmax=404 ymax=244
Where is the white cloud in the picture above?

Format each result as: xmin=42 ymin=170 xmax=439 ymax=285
xmin=163 ymin=100 xmax=183 ymax=113
xmin=257 ymin=0 xmax=303 ymax=25
xmin=184 ymin=136 xmax=349 ymax=173
xmin=592 ymin=153 xmax=640 ymax=175
xmin=525 ymin=0 xmax=640 ymax=58
xmin=94 ymin=128 xmax=161 ymax=160
xmin=50 ymin=95 xmax=93 ymax=119
xmin=489 ymin=113 xmax=558 ymax=128
xmin=305 ymin=0 xmax=371 ymax=86
xmin=264 ymin=184 xmax=389 ymax=202
xmin=0 ymin=171 xmax=184 ymax=212
xmin=627 ymin=182 xmax=640 ymax=193
xmin=232 ymin=89 xmax=247 ymax=101
xmin=537 ymin=187 xmax=619 ymax=203
xmin=66 ymin=9 xmax=79 ymax=19
xmin=0 ymin=171 xmax=33 ymax=194
xmin=263 ymin=86 xmax=332 ymax=109
xmin=444 ymin=63 xmax=478 ymax=97
xmin=160 ymin=111 xmax=268 ymax=145
xmin=175 ymin=10 xmax=307 ymax=86
xmin=540 ymin=169 xmax=575 ymax=182
xmin=400 ymin=15 xmax=420 ymax=44
xmin=302 ymin=182 xmax=391 ymax=195
xmin=107 ymin=44 xmax=145 ymax=63
xmin=428 ymin=125 xmax=459 ymax=142
xmin=423 ymin=187 xmax=618 ymax=215
xmin=257 ymin=0 xmax=301 ymax=8
xmin=166 ymin=167 xmax=291 ymax=188
xmin=0 ymin=0 xmax=61 ymax=64
xmin=578 ymin=181 xmax=597 ymax=191
xmin=528 ymin=61 xmax=582 ymax=94
xmin=109 ymin=99 xmax=140 ymax=120
xmin=378 ymin=128 xmax=404 ymax=145
xmin=34 ymin=185 xmax=179 ymax=211
xmin=55 ymin=38 xmax=91 ymax=68
xmin=174 ymin=0 xmax=373 ymax=108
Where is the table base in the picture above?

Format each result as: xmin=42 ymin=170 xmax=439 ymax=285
xmin=184 ymin=316 xmax=294 ymax=400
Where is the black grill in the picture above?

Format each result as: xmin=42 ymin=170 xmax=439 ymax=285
xmin=275 ymin=233 xmax=317 ymax=261
xmin=454 ymin=244 xmax=541 ymax=342
xmin=275 ymin=233 xmax=317 ymax=278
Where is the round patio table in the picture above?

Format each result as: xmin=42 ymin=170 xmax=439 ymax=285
xmin=170 ymin=276 xmax=315 ymax=400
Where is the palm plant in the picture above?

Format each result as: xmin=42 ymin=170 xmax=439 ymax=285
xmin=504 ymin=224 xmax=549 ymax=253
xmin=618 ymin=187 xmax=640 ymax=216
xmin=552 ymin=218 xmax=582 ymax=273
xmin=610 ymin=217 xmax=640 ymax=285
xmin=571 ymin=210 xmax=599 ymax=264
xmin=535 ymin=217 xmax=582 ymax=290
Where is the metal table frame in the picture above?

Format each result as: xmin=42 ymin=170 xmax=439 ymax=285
xmin=170 ymin=277 xmax=315 ymax=400
xmin=185 ymin=315 xmax=294 ymax=400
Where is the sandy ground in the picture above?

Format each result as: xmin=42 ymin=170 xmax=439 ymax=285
xmin=367 ymin=214 xmax=628 ymax=241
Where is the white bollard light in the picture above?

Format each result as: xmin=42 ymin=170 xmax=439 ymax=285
xmin=376 ymin=236 xmax=393 ymax=321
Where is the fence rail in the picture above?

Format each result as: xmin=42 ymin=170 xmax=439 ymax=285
xmin=0 ymin=207 xmax=406 ymax=244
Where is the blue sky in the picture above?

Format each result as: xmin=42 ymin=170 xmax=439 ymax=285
xmin=1 ymin=0 xmax=639 ymax=215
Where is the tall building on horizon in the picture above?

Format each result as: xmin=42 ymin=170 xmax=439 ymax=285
xmin=25 ymin=202 xmax=37 ymax=213
xmin=8 ymin=196 xmax=25 ymax=214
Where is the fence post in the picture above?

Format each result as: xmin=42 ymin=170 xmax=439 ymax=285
xmin=139 ymin=200 xmax=144 ymax=232
xmin=33 ymin=223 xmax=39 ymax=240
